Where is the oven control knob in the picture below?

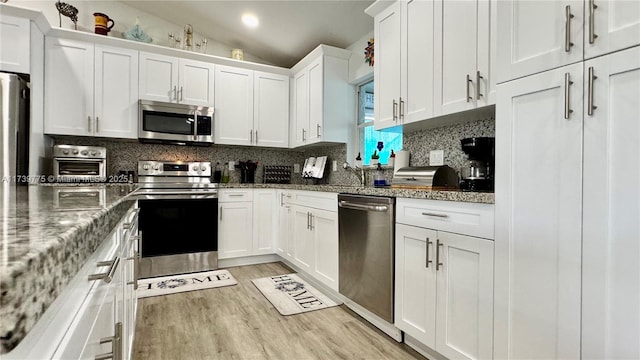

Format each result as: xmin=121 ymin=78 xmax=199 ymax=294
xmin=142 ymin=164 xmax=150 ymax=170
xmin=192 ymin=166 xmax=199 ymax=172
xmin=200 ymin=166 xmax=207 ymax=172
xmin=72 ymin=149 xmax=79 ymax=155
xmin=62 ymin=149 xmax=69 ymax=155
xmin=153 ymin=165 xmax=161 ymax=171
xmin=90 ymin=151 xmax=97 ymax=156
xmin=81 ymin=150 xmax=88 ymax=156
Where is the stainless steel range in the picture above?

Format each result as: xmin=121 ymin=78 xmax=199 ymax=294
xmin=134 ymin=160 xmax=218 ymax=278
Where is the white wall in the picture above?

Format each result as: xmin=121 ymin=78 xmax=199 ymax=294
xmin=347 ymin=30 xmax=374 ymax=84
xmin=9 ymin=0 xmax=274 ymax=65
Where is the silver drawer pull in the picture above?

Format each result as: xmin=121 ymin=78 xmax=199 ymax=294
xmin=421 ymin=212 xmax=449 ymax=218
xmin=88 ymin=257 xmax=120 ymax=283
xmin=228 ymin=194 xmax=245 ymax=197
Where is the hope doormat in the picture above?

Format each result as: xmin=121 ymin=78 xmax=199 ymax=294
xmin=137 ymin=269 xmax=237 ymax=298
xmin=252 ymin=273 xmax=340 ymax=315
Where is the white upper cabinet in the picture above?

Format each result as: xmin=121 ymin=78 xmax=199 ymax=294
xmin=139 ymin=52 xmax=213 ymax=106
xmin=585 ymin=0 xmax=640 ymax=59
xmin=434 ymin=0 xmax=492 ymax=116
xmin=45 ymin=38 xmax=138 ymax=139
xmin=214 ymin=65 xmax=254 ymax=146
xmin=582 ymin=46 xmax=640 ymax=360
xmin=498 ymin=0 xmax=640 ymax=82
xmin=372 ymin=0 xmax=434 ymax=130
xmin=254 ymin=71 xmax=289 ymax=148
xmin=215 ymin=66 xmax=289 ymax=147
xmin=290 ymin=45 xmax=351 ymax=148
xmin=495 ymin=63 xmax=584 ymax=359
xmin=497 ymin=0 xmax=584 ymax=82
xmin=0 ymin=14 xmax=30 ymax=74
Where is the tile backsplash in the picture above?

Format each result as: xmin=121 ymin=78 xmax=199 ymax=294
xmin=52 ymin=116 xmax=493 ymax=186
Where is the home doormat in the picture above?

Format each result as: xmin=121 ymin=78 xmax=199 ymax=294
xmin=137 ymin=269 xmax=237 ymax=298
xmin=252 ymin=273 xmax=340 ymax=315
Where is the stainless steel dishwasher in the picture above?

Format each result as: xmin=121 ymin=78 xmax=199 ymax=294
xmin=338 ymin=193 xmax=395 ymax=323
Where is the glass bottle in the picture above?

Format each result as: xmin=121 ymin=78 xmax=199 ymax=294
xmin=213 ymin=162 xmax=222 ymax=183
xmin=183 ymin=24 xmax=193 ymax=51
xmin=374 ymin=163 xmax=386 ymax=187
xmin=221 ymin=163 xmax=230 ymax=183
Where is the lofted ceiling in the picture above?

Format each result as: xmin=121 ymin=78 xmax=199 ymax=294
xmin=119 ymin=0 xmax=375 ymax=68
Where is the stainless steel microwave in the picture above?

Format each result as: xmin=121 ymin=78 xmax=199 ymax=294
xmin=138 ymin=100 xmax=215 ymax=145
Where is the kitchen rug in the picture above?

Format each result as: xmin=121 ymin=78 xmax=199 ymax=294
xmin=137 ymin=269 xmax=237 ymax=298
xmin=252 ymin=273 xmax=340 ymax=315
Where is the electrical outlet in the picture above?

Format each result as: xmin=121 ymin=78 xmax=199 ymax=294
xmin=332 ymin=160 xmax=337 ymax=172
xmin=228 ymin=161 xmax=235 ymax=171
xmin=294 ymin=163 xmax=300 ymax=173
xmin=429 ymin=150 xmax=444 ymax=166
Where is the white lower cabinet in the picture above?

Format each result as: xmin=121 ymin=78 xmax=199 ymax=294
xmin=218 ymin=189 xmax=277 ymax=259
xmin=395 ymin=198 xmax=494 ymax=360
xmin=276 ymin=191 xmax=294 ymax=262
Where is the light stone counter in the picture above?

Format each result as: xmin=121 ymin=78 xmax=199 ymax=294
xmin=0 ymin=184 xmax=136 ymax=353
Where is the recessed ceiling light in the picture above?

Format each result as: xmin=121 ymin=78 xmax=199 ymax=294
xmin=242 ymin=13 xmax=259 ymax=29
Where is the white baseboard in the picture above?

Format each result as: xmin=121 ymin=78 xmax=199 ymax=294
xmin=218 ymin=254 xmax=280 ymax=268
xmin=404 ymin=334 xmax=447 ymax=360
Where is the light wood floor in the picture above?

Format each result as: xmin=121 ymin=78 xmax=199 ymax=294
xmin=133 ymin=262 xmax=426 ymax=360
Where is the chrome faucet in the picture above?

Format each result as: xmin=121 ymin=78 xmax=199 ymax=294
xmin=343 ymin=162 xmax=365 ymax=186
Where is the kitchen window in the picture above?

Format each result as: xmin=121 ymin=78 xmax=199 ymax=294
xmin=357 ymin=80 xmax=402 ymax=166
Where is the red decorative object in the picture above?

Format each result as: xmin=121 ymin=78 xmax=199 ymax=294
xmin=364 ymin=38 xmax=374 ymax=66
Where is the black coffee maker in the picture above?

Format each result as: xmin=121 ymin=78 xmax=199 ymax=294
xmin=236 ymin=160 xmax=258 ymax=183
xmin=459 ymin=137 xmax=495 ymax=192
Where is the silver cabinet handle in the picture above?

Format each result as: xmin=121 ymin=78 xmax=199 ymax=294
xmin=95 ymin=322 xmax=122 ymax=360
xmin=255 ymin=130 xmax=258 ymax=143
xmin=421 ymin=212 xmax=449 ymax=218
xmin=392 ymin=99 xmax=398 ymax=121
xmin=173 ymin=86 xmax=177 ymax=101
xmin=426 ymin=238 xmax=433 ymax=268
xmin=476 ymin=71 xmax=484 ymax=100
xmin=228 ymin=194 xmax=245 ymax=197
xmin=88 ymin=257 xmax=120 ymax=283
xmin=316 ymin=124 xmax=321 ymax=137
xmin=280 ymin=193 xmax=285 ymax=206
xmin=88 ymin=116 xmax=92 ymax=133
xmin=565 ymin=5 xmax=575 ymax=52
xmin=96 ymin=116 xmax=99 ymax=133
xmin=220 ymin=206 xmax=223 ymax=220
xmin=435 ymin=239 xmax=443 ymax=271
xmin=466 ymin=74 xmax=473 ymax=102
xmin=307 ymin=212 xmax=311 ymax=230
xmin=399 ymin=97 xmax=405 ymax=122
xmin=564 ymin=72 xmax=574 ymax=119
xmin=588 ymin=66 xmax=598 ymax=116
xmin=180 ymin=86 xmax=184 ymax=101
xmin=250 ymin=129 xmax=254 ymax=144
xmin=309 ymin=213 xmax=314 ymax=231
xmin=589 ymin=0 xmax=598 ymax=44
xmin=302 ymin=128 xmax=306 ymax=141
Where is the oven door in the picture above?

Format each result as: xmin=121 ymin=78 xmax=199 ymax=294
xmin=138 ymin=196 xmax=218 ymax=278
xmin=54 ymin=158 xmax=106 ymax=182
xmin=138 ymin=100 xmax=214 ymax=144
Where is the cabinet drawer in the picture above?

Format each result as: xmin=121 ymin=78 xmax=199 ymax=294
xmin=396 ymin=198 xmax=494 ymax=239
xmin=289 ymin=191 xmax=337 ymax=212
xmin=219 ymin=189 xmax=253 ymax=202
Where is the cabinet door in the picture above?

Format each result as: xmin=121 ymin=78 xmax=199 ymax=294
xmin=214 ymin=65 xmax=254 ymax=145
xmin=178 ymin=59 xmax=214 ymax=106
xmin=44 ymin=38 xmax=93 ymax=136
xmin=292 ymin=206 xmax=313 ymax=272
xmin=292 ymin=69 xmax=308 ymax=146
xmin=495 ymin=63 xmax=583 ymax=359
xmin=402 ymin=0 xmax=434 ymax=124
xmin=585 ymin=0 xmax=640 ymax=59
xmin=374 ymin=1 xmax=402 ymax=130
xmin=307 ymin=57 xmax=323 ymax=143
xmin=395 ymin=224 xmax=437 ymax=348
xmin=311 ymin=208 xmax=338 ymax=291
xmin=0 ymin=14 xmax=29 ymax=73
xmin=582 ymin=46 xmax=640 ymax=360
xmin=253 ymin=190 xmax=276 ymax=255
xmin=254 ymin=71 xmax=289 ymax=148
xmin=218 ymin=202 xmax=253 ymax=259
xmin=434 ymin=0 xmax=479 ymax=115
xmin=94 ymin=45 xmax=138 ymax=139
xmin=139 ymin=52 xmax=179 ymax=103
xmin=496 ymin=0 xmax=584 ymax=83
xmin=435 ymin=232 xmax=493 ymax=360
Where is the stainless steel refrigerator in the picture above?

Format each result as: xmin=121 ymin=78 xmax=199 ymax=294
xmin=0 ymin=72 xmax=29 ymax=181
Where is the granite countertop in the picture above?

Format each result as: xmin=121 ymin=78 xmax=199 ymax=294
xmin=0 ymin=181 xmax=491 ymax=352
xmin=218 ymin=183 xmax=495 ymax=204
xmin=0 ymin=184 xmax=136 ymax=353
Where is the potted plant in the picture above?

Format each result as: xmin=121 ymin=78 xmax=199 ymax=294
xmin=371 ymin=150 xmax=380 ymax=166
